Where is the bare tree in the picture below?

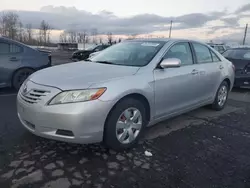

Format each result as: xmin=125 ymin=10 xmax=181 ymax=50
xmin=59 ymin=31 xmax=68 ymax=43
xmin=17 ymin=21 xmax=25 ymax=42
xmin=39 ymin=20 xmax=51 ymax=45
xmin=128 ymin=34 xmax=138 ymax=39
xmin=0 ymin=12 xmax=19 ymax=39
xmin=67 ymin=31 xmax=77 ymax=43
xmin=99 ymin=37 xmax=103 ymax=44
xmin=107 ymin=32 xmax=113 ymax=45
xmin=76 ymin=31 xmax=89 ymax=49
xmin=25 ymin=24 xmax=33 ymax=43
xmin=77 ymin=31 xmax=88 ymax=43
xmin=91 ymin=28 xmax=98 ymax=44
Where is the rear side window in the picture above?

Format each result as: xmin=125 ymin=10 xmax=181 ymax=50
xmin=0 ymin=42 xmax=22 ymax=54
xmin=10 ymin=44 xmax=22 ymax=53
xmin=0 ymin=42 xmax=10 ymax=54
xmin=223 ymin=49 xmax=250 ymax=60
xmin=193 ymin=43 xmax=213 ymax=63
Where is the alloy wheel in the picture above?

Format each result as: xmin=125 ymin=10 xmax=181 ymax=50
xmin=116 ymin=108 xmax=142 ymax=144
xmin=217 ymin=85 xmax=228 ymax=107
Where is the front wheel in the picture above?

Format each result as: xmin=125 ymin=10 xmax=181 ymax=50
xmin=12 ymin=68 xmax=34 ymax=91
xmin=104 ymin=98 xmax=147 ymax=151
xmin=211 ymin=81 xmax=229 ymax=111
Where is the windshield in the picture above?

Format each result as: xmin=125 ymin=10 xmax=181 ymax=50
xmin=86 ymin=45 xmax=97 ymax=51
xmin=90 ymin=41 xmax=165 ymax=67
xmin=223 ymin=49 xmax=250 ymax=60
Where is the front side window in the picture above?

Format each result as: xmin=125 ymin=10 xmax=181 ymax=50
xmin=193 ymin=43 xmax=213 ymax=64
xmin=163 ymin=42 xmax=193 ymax=65
xmin=91 ymin=41 xmax=165 ymax=67
xmin=0 ymin=42 xmax=10 ymax=54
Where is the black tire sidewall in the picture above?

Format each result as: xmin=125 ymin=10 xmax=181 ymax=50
xmin=212 ymin=81 xmax=229 ymax=110
xmin=12 ymin=68 xmax=34 ymax=91
xmin=104 ymin=98 xmax=147 ymax=151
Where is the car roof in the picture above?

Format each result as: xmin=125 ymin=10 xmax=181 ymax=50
xmin=230 ymin=47 xmax=250 ymax=50
xmin=231 ymin=47 xmax=250 ymax=50
xmin=0 ymin=36 xmax=28 ymax=47
xmin=126 ymin=38 xmax=207 ymax=44
xmin=207 ymin=43 xmax=225 ymax=46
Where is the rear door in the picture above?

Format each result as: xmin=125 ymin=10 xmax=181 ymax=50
xmin=191 ymin=42 xmax=223 ymax=101
xmin=0 ymin=41 xmax=23 ymax=86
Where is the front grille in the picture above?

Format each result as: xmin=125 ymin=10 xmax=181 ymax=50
xmin=20 ymin=89 xmax=50 ymax=104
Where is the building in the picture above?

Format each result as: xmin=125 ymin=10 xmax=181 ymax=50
xmin=57 ymin=42 xmax=97 ymax=50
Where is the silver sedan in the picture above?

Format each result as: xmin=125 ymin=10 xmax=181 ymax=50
xmin=17 ymin=39 xmax=235 ymax=150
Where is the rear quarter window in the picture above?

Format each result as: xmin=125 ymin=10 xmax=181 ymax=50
xmin=10 ymin=44 xmax=23 ymax=53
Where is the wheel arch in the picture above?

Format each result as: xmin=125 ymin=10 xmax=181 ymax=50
xmin=223 ymin=78 xmax=231 ymax=89
xmin=11 ymin=67 xmax=35 ymax=87
xmin=104 ymin=92 xmax=151 ymax=130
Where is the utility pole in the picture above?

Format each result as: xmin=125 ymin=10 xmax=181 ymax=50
xmin=243 ymin=23 xmax=248 ymax=45
xmin=169 ymin=20 xmax=173 ymax=38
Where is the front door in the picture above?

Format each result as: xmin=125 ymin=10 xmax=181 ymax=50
xmin=154 ymin=42 xmax=202 ymax=119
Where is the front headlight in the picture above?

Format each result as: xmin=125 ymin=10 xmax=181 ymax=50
xmin=49 ymin=88 xmax=106 ymax=105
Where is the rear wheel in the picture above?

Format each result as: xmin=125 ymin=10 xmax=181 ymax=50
xmin=12 ymin=68 xmax=34 ymax=91
xmin=104 ymin=98 xmax=147 ymax=151
xmin=211 ymin=81 xmax=229 ymax=111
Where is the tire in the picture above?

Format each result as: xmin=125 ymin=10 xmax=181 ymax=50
xmin=211 ymin=81 xmax=229 ymax=111
xmin=104 ymin=98 xmax=147 ymax=151
xmin=12 ymin=68 xmax=34 ymax=91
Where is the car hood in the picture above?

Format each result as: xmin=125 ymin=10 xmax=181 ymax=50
xmin=74 ymin=50 xmax=90 ymax=54
xmin=29 ymin=62 xmax=139 ymax=90
xmin=37 ymin=49 xmax=51 ymax=55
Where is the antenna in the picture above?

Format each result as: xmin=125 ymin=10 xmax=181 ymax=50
xmin=169 ymin=20 xmax=173 ymax=38
xmin=243 ymin=23 xmax=248 ymax=45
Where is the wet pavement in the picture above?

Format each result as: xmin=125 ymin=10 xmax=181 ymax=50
xmin=0 ymin=87 xmax=250 ymax=188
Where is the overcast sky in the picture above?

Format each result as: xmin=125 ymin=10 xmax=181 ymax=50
xmin=1 ymin=0 xmax=250 ymax=42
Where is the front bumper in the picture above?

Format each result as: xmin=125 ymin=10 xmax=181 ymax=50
xmin=234 ymin=74 xmax=250 ymax=87
xmin=17 ymin=81 xmax=114 ymax=144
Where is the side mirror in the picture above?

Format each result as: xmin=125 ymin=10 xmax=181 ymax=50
xmin=160 ymin=58 xmax=181 ymax=68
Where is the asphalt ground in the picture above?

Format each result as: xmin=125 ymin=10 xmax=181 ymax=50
xmin=0 ymin=54 xmax=250 ymax=187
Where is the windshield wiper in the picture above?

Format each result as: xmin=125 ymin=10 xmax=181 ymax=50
xmin=94 ymin=61 xmax=114 ymax=65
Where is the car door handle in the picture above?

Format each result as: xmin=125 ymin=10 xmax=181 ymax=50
xmin=191 ymin=69 xmax=199 ymax=75
xmin=219 ymin=65 xmax=224 ymax=69
xmin=9 ymin=57 xmax=18 ymax=61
